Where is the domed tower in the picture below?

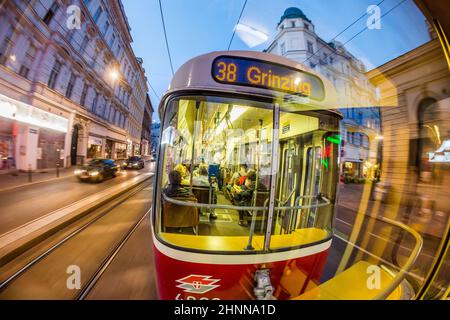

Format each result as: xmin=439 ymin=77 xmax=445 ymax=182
xmin=277 ymin=7 xmax=314 ymax=32
xmin=267 ymin=7 xmax=317 ymax=65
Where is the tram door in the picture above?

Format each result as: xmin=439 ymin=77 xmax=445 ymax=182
xmin=300 ymin=133 xmax=324 ymax=229
xmin=277 ymin=140 xmax=299 ymax=233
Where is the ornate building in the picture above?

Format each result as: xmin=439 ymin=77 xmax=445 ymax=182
xmin=0 ymin=0 xmax=149 ymax=171
xmin=367 ymin=37 xmax=450 ymax=237
xmin=266 ymin=7 xmax=381 ymax=179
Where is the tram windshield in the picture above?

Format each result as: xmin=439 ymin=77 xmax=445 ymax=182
xmin=156 ymin=95 xmax=340 ymax=253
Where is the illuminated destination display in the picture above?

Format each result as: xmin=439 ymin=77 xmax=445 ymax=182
xmin=212 ymin=56 xmax=325 ymax=100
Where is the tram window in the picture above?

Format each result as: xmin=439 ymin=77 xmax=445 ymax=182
xmin=156 ymin=95 xmax=276 ymax=252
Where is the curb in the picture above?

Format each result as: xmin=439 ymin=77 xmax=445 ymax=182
xmin=0 ymin=173 xmax=154 ymax=267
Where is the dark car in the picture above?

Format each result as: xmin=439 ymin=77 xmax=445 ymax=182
xmin=122 ymin=156 xmax=145 ymax=170
xmin=74 ymin=159 xmax=119 ymax=182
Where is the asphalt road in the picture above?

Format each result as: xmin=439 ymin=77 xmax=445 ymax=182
xmin=0 ymin=182 xmax=155 ymax=299
xmin=0 ymin=163 xmax=154 ymax=236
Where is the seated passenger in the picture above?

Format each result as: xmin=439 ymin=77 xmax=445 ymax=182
xmin=174 ymin=163 xmax=190 ymax=185
xmin=233 ymin=171 xmax=267 ymax=227
xmin=226 ymin=164 xmax=248 ymax=192
xmin=233 ymin=171 xmax=256 ymax=227
xmin=164 ymin=170 xmax=196 ymax=199
xmin=192 ymin=165 xmax=209 ymax=187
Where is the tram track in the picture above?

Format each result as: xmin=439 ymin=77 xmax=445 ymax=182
xmin=0 ymin=177 xmax=153 ymax=299
xmin=76 ymin=212 xmax=149 ymax=300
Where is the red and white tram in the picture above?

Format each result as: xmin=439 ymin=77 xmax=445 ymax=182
xmin=151 ymin=51 xmax=342 ymax=300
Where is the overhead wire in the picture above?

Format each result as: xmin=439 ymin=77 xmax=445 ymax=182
xmin=227 ymin=0 xmax=248 ymax=50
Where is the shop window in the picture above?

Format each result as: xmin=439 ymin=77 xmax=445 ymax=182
xmin=87 ymin=136 xmax=103 ymax=159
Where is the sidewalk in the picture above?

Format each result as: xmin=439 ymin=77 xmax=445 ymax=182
xmin=0 ymin=167 xmax=75 ymax=192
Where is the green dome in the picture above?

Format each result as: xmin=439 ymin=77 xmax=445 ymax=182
xmin=279 ymin=7 xmax=311 ymax=24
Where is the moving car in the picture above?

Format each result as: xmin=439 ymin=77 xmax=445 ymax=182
xmin=122 ymin=156 xmax=145 ymax=170
xmin=74 ymin=159 xmax=119 ymax=182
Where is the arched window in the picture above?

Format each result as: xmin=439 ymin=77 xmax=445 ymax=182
xmin=417 ymin=97 xmax=439 ymax=180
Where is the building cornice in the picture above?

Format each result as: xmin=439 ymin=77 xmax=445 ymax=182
xmin=366 ymin=39 xmax=443 ymax=82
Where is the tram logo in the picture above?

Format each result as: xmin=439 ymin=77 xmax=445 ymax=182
xmin=176 ymin=275 xmax=220 ymax=294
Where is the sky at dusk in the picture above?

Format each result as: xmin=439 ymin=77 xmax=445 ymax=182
xmin=122 ymin=0 xmax=431 ymax=122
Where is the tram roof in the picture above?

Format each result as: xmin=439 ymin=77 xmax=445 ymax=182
xmin=159 ymin=50 xmax=340 ymax=118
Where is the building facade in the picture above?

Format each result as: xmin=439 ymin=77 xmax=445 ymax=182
xmin=0 ymin=0 xmax=149 ymax=171
xmin=140 ymin=93 xmax=153 ymax=157
xmin=149 ymin=121 xmax=160 ymax=156
xmin=367 ymin=37 xmax=450 ymax=236
xmin=266 ymin=7 xmax=381 ymax=180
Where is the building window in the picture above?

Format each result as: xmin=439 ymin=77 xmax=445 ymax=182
xmin=304 ymin=23 xmax=309 ymax=30
xmin=47 ymin=59 xmax=62 ymax=90
xmin=103 ymin=20 xmax=110 ymax=35
xmin=291 ymin=21 xmax=296 ymax=28
xmin=65 ymin=72 xmax=76 ymax=99
xmin=19 ymin=43 xmax=36 ymax=79
xmin=418 ymin=98 xmax=440 ymax=177
xmin=0 ymin=24 xmax=14 ymax=65
xmin=43 ymin=1 xmax=59 ymax=25
xmin=80 ymin=83 xmax=88 ymax=106
xmin=93 ymin=6 xmax=103 ymax=23
xmin=307 ymin=41 xmax=314 ymax=54
xmin=280 ymin=43 xmax=286 ymax=55
xmin=109 ymin=33 xmax=116 ymax=48
xmin=80 ymin=36 xmax=89 ymax=53
xmin=92 ymin=91 xmax=98 ymax=113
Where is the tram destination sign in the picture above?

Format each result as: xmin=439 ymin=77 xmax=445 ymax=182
xmin=212 ymin=56 xmax=325 ymax=101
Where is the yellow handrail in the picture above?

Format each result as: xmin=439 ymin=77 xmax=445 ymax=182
xmin=372 ymin=217 xmax=423 ymax=300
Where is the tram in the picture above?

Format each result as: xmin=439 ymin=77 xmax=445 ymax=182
xmin=151 ymin=51 xmax=343 ymax=300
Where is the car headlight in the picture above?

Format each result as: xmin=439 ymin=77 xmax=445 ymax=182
xmin=74 ymin=170 xmax=83 ymax=175
xmin=89 ymin=171 xmax=100 ymax=177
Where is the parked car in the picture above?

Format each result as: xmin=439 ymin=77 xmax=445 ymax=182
xmin=122 ymin=156 xmax=145 ymax=170
xmin=74 ymin=159 xmax=119 ymax=182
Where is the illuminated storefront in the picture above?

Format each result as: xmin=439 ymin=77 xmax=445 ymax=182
xmin=87 ymin=136 xmax=103 ymax=159
xmin=0 ymin=93 xmax=69 ymax=171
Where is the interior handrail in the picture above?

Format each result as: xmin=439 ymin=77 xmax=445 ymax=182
xmin=372 ymin=217 xmax=423 ymax=300
xmin=162 ymin=193 xmax=330 ymax=211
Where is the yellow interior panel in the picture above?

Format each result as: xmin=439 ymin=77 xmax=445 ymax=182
xmin=293 ymin=261 xmax=403 ymax=300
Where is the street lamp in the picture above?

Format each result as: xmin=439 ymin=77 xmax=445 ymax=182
xmin=110 ymin=69 xmax=119 ymax=81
